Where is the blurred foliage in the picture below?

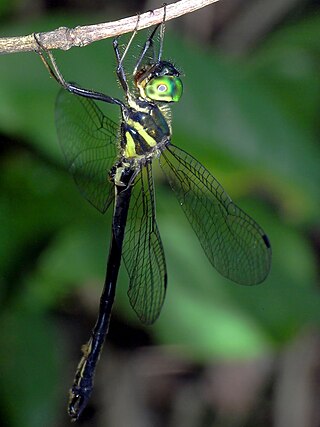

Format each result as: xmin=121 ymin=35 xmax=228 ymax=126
xmin=0 ymin=7 xmax=320 ymax=427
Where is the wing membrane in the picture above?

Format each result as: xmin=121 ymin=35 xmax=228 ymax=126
xmin=55 ymin=89 xmax=119 ymax=213
xmin=121 ymin=163 xmax=167 ymax=325
xmin=160 ymin=144 xmax=271 ymax=285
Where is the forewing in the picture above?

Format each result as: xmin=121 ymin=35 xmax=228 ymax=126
xmin=55 ymin=89 xmax=119 ymax=213
xmin=160 ymin=144 xmax=271 ymax=285
xmin=122 ymin=163 xmax=167 ymax=325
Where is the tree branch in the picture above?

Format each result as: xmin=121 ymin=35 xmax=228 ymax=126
xmin=0 ymin=0 xmax=219 ymax=55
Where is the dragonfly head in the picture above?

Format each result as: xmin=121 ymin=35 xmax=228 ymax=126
xmin=134 ymin=61 xmax=183 ymax=103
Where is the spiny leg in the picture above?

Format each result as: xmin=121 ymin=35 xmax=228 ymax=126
xmin=133 ymin=23 xmax=159 ymax=75
xmin=34 ymin=33 xmax=124 ymax=107
xmin=157 ymin=3 xmax=167 ymax=62
xmin=34 ymin=33 xmax=67 ymax=87
xmin=113 ymin=13 xmax=141 ymax=92
xmin=133 ymin=3 xmax=167 ymax=74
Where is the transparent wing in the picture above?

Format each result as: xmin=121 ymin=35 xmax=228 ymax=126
xmin=55 ymin=89 xmax=119 ymax=213
xmin=121 ymin=163 xmax=167 ymax=325
xmin=160 ymin=144 xmax=271 ymax=285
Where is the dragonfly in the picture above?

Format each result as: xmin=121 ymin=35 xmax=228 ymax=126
xmin=36 ymin=8 xmax=271 ymax=421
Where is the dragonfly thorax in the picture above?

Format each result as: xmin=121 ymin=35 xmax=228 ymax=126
xmin=121 ymin=102 xmax=171 ymax=160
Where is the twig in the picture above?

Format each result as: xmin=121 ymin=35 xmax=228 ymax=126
xmin=0 ymin=0 xmax=219 ymax=55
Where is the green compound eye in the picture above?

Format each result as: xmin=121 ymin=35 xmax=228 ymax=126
xmin=145 ymin=76 xmax=183 ymax=102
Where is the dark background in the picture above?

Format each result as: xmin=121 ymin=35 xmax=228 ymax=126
xmin=0 ymin=1 xmax=320 ymax=426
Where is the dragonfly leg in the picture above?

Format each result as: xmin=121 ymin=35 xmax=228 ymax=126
xmin=157 ymin=3 xmax=167 ymax=62
xmin=133 ymin=4 xmax=167 ymax=74
xmin=112 ymin=37 xmax=129 ymax=93
xmin=133 ymin=25 xmax=158 ymax=75
xmin=34 ymin=33 xmax=124 ymax=107
xmin=112 ymin=13 xmax=141 ymax=93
